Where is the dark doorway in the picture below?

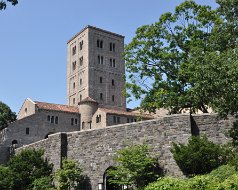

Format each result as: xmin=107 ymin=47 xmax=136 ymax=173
xmin=44 ymin=132 xmax=54 ymax=139
xmin=103 ymin=167 xmax=121 ymax=190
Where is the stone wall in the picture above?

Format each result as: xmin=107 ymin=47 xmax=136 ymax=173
xmin=15 ymin=114 xmax=234 ymax=190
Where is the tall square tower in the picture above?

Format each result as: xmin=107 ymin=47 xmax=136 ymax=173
xmin=67 ymin=26 xmax=126 ymax=110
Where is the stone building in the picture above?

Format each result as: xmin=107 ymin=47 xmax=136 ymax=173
xmin=0 ymin=26 xmax=155 ymax=164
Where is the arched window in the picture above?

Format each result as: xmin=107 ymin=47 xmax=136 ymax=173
xmin=24 ymin=108 xmax=27 ymax=116
xmin=55 ymin=116 xmax=58 ymax=124
xmin=51 ymin=116 xmax=54 ymax=123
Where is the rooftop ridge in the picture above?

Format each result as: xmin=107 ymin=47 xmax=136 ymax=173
xmin=67 ymin=25 xmax=124 ymax=44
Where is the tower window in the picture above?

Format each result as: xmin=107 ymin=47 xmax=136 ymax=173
xmin=73 ymin=98 xmax=75 ymax=105
xmin=113 ymin=43 xmax=115 ymax=52
xmin=80 ymin=94 xmax=82 ymax=101
xmin=98 ymin=55 xmax=103 ymax=64
xmin=72 ymin=61 xmax=76 ymax=71
xmin=110 ymin=58 xmax=116 ymax=67
xmin=97 ymin=40 xmax=100 ymax=47
xmin=100 ymin=77 xmax=103 ymax=83
xmin=113 ymin=116 xmax=116 ymax=123
xmin=112 ymin=79 xmax=114 ymax=86
xmin=79 ymin=56 xmax=83 ymax=66
xmin=80 ymin=78 xmax=82 ymax=85
xmin=79 ymin=40 xmax=83 ymax=50
xmin=73 ymin=82 xmax=75 ymax=89
xmin=127 ymin=118 xmax=130 ymax=123
xmin=100 ymin=93 xmax=103 ymax=100
xmin=97 ymin=40 xmax=103 ymax=48
xmin=26 ymin=128 xmax=29 ymax=135
xmin=72 ymin=45 xmax=76 ymax=55
xmin=112 ymin=95 xmax=115 ymax=102
xmin=75 ymin=118 xmax=78 ymax=125
xmin=47 ymin=115 xmax=50 ymax=121
xmin=110 ymin=43 xmax=115 ymax=52
xmin=71 ymin=118 xmax=74 ymax=125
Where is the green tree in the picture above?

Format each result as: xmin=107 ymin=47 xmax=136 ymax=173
xmin=0 ymin=101 xmax=16 ymax=129
xmin=55 ymin=159 xmax=83 ymax=190
xmin=125 ymin=0 xmax=238 ymax=117
xmin=8 ymin=149 xmax=53 ymax=190
xmin=171 ymin=136 xmax=230 ymax=176
xmin=32 ymin=176 xmax=55 ymax=190
xmin=0 ymin=0 xmax=18 ymax=10
xmin=107 ymin=143 xmax=163 ymax=189
xmin=0 ymin=165 xmax=13 ymax=190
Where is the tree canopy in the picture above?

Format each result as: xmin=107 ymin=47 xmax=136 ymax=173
xmin=0 ymin=149 xmax=53 ymax=190
xmin=125 ymin=0 xmax=238 ymax=117
xmin=171 ymin=135 xmax=230 ymax=176
xmin=0 ymin=101 xmax=16 ymax=129
xmin=0 ymin=0 xmax=18 ymax=10
xmin=107 ymin=143 xmax=163 ymax=189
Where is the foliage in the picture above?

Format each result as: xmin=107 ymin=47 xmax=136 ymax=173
xmin=0 ymin=0 xmax=18 ymax=10
xmin=7 ymin=149 xmax=53 ymax=190
xmin=0 ymin=101 xmax=16 ymax=129
xmin=171 ymin=136 xmax=230 ymax=176
xmin=55 ymin=159 xmax=83 ymax=190
xmin=209 ymin=164 xmax=236 ymax=181
xmin=107 ymin=143 xmax=163 ymax=189
xmin=32 ymin=176 xmax=55 ymax=190
xmin=145 ymin=165 xmax=238 ymax=190
xmin=125 ymin=0 xmax=238 ymax=117
xmin=144 ymin=177 xmax=187 ymax=190
xmin=229 ymin=120 xmax=238 ymax=147
xmin=0 ymin=165 xmax=13 ymax=190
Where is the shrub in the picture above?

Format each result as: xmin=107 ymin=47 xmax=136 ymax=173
xmin=144 ymin=177 xmax=187 ymax=190
xmin=171 ymin=135 xmax=229 ymax=176
xmin=107 ymin=143 xmax=163 ymax=189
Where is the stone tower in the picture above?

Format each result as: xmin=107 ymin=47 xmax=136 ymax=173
xmin=67 ymin=26 xmax=126 ymax=110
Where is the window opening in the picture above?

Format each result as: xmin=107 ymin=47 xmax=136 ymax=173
xmin=26 ymin=128 xmax=29 ymax=135
xmin=55 ymin=116 xmax=58 ymax=124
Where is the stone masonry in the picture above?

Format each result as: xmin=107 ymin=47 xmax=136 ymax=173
xmin=16 ymin=113 xmax=233 ymax=190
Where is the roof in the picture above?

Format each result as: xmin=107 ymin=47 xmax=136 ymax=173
xmin=34 ymin=101 xmax=79 ymax=113
xmin=67 ymin=25 xmax=124 ymax=44
xmin=99 ymin=108 xmax=154 ymax=119
xmin=78 ymin=97 xmax=98 ymax=105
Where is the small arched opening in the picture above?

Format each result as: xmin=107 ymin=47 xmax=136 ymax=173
xmin=103 ymin=167 xmax=121 ymax=190
xmin=12 ymin=140 xmax=18 ymax=145
xmin=44 ymin=132 xmax=54 ymax=139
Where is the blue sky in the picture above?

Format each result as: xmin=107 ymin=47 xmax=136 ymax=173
xmin=0 ymin=0 xmax=218 ymax=113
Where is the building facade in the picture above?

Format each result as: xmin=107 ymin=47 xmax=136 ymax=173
xmin=67 ymin=26 xmax=126 ymax=110
xmin=0 ymin=26 xmax=156 ymax=164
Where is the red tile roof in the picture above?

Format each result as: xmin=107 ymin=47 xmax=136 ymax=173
xmin=35 ymin=101 xmax=79 ymax=113
xmin=99 ymin=108 xmax=154 ymax=119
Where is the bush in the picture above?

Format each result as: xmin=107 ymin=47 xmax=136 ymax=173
xmin=107 ymin=143 xmax=163 ymax=189
xmin=144 ymin=177 xmax=187 ymax=190
xmin=171 ymin=135 xmax=230 ymax=176
xmin=209 ymin=165 xmax=236 ymax=181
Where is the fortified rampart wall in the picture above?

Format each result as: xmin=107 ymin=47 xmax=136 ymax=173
xmin=15 ymin=114 xmax=233 ymax=190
